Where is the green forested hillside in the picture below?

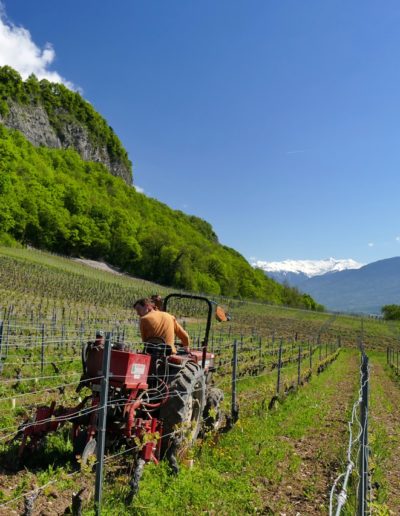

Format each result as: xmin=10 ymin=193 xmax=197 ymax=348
xmin=0 ymin=124 xmax=321 ymax=308
xmin=0 ymin=64 xmax=323 ymax=309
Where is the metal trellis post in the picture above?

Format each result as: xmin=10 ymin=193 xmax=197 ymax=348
xmin=231 ymin=339 xmax=239 ymax=423
xmin=95 ymin=332 xmax=112 ymax=516
xmin=358 ymin=353 xmax=369 ymax=516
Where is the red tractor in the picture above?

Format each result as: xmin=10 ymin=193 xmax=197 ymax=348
xmin=15 ymin=294 xmax=225 ymax=496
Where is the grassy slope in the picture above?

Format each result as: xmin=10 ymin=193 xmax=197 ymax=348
xmin=0 ymin=245 xmax=161 ymax=289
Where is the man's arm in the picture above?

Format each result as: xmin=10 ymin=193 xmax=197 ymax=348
xmin=174 ymin=319 xmax=190 ymax=350
xmin=139 ymin=317 xmax=150 ymax=342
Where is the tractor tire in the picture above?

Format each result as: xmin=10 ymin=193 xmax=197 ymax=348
xmin=73 ymin=430 xmax=88 ymax=458
xmin=127 ymin=458 xmax=146 ymax=503
xmin=81 ymin=438 xmax=97 ymax=467
xmin=73 ymin=431 xmax=96 ymax=468
xmin=160 ymin=361 xmax=206 ymax=459
xmin=203 ymin=387 xmax=224 ymax=433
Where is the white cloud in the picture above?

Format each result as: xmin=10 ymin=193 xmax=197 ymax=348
xmin=368 ymin=242 xmax=374 ymax=247
xmin=396 ymin=236 xmax=400 ymax=242
xmin=0 ymin=4 xmax=76 ymax=89
xmin=134 ymin=185 xmax=145 ymax=194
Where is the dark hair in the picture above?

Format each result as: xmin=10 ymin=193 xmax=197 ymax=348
xmin=133 ymin=298 xmax=152 ymax=308
xmin=151 ymin=294 xmax=163 ymax=310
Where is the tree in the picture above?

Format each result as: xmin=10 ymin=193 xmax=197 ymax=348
xmin=382 ymin=304 xmax=400 ymax=320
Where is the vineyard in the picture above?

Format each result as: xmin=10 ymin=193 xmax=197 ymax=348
xmin=0 ymin=246 xmax=399 ymax=515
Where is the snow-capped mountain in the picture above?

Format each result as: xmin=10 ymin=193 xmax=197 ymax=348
xmin=253 ymin=258 xmax=364 ymax=286
xmin=252 ymin=256 xmax=400 ymax=313
xmin=298 ymin=257 xmax=400 ymax=313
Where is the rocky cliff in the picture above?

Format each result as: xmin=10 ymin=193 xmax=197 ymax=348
xmin=0 ymin=66 xmax=132 ymax=184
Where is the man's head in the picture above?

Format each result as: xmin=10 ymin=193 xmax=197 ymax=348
xmin=133 ymin=298 xmax=154 ymax=317
xmin=151 ymin=294 xmax=163 ymax=311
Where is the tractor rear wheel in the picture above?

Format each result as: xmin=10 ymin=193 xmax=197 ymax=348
xmin=203 ymin=387 xmax=224 ymax=433
xmin=160 ymin=361 xmax=206 ymax=461
xmin=73 ymin=430 xmax=96 ymax=467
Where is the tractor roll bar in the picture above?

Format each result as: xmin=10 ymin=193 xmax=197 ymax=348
xmin=163 ymin=293 xmax=213 ymax=369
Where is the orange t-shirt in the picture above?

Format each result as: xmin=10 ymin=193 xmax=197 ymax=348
xmin=139 ymin=310 xmax=189 ymax=354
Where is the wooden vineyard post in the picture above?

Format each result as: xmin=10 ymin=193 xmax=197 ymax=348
xmin=5 ymin=319 xmax=10 ymax=358
xmin=61 ymin=324 xmax=65 ymax=351
xmin=276 ymin=339 xmax=283 ymax=394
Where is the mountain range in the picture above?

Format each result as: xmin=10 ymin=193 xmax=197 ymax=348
xmin=253 ymin=258 xmax=363 ymax=286
xmin=255 ymin=257 xmax=400 ymax=314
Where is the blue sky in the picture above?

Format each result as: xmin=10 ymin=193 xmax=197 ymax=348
xmin=1 ymin=1 xmax=400 ymax=264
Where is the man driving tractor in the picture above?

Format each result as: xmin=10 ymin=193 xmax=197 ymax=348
xmin=133 ymin=298 xmax=190 ymax=355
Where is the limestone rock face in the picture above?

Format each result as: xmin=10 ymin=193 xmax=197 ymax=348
xmin=1 ymin=102 xmax=61 ymax=148
xmin=0 ymin=101 xmax=132 ymax=184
